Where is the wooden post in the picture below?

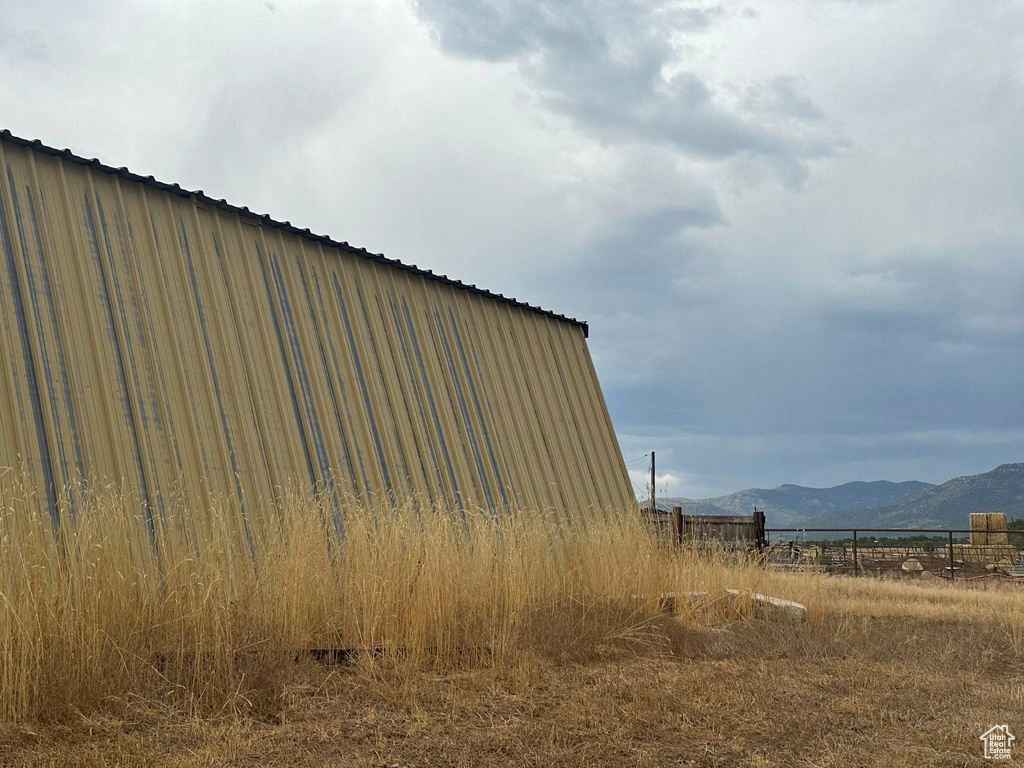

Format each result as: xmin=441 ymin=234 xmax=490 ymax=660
xmin=649 ymin=451 xmax=656 ymax=516
xmin=852 ymin=530 xmax=858 ymax=576
xmin=673 ymin=506 xmax=683 ymax=548
xmin=948 ymin=530 xmax=955 ymax=581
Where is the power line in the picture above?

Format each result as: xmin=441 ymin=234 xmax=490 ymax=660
xmin=629 ymin=477 xmax=648 ymax=498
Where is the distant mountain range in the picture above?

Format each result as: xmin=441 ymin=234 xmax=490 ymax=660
xmin=655 ymin=462 xmax=1024 ymax=530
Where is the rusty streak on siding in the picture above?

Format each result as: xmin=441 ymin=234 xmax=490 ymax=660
xmin=0 ymin=132 xmax=634 ymax=530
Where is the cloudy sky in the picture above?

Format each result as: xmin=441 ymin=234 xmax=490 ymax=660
xmin=2 ymin=0 xmax=1022 ymax=498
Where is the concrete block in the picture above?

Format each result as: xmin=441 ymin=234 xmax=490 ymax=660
xmin=725 ymin=589 xmax=806 ymax=622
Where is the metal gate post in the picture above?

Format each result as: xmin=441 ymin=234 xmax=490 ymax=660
xmin=948 ymin=530 xmax=954 ymax=581
xmin=852 ymin=530 xmax=858 ymax=576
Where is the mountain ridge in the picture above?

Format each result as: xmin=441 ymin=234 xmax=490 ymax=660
xmin=654 ymin=462 xmax=1024 ymax=530
xmin=811 ymin=463 xmax=1024 ymax=529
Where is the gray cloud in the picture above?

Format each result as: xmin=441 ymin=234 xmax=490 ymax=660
xmin=741 ymin=76 xmax=826 ymax=122
xmin=823 ymin=241 xmax=1024 ymax=349
xmin=601 ymin=232 xmax=1024 ymax=494
xmin=413 ymin=0 xmax=840 ymax=176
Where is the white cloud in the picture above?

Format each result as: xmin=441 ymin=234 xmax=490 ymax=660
xmin=627 ymin=468 xmax=689 ymax=499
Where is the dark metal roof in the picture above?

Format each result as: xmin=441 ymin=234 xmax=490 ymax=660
xmin=0 ymin=129 xmax=588 ymax=338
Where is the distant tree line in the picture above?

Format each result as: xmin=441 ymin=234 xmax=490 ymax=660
xmin=823 ymin=520 xmax=1024 ymax=548
xmin=790 ymin=518 xmax=1024 ymax=548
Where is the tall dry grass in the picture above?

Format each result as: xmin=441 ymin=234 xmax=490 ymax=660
xmin=0 ymin=470 xmax=779 ymax=723
xmin=2 ymin=470 xmax=1020 ymax=726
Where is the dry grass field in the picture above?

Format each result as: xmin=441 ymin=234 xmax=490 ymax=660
xmin=0 ymin=475 xmax=1022 ymax=767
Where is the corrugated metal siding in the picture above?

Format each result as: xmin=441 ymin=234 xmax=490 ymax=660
xmin=0 ymin=134 xmax=633 ymax=529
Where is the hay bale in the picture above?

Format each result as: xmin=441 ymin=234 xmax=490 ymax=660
xmin=902 ymin=558 xmax=923 ymax=572
xmin=970 ymin=512 xmax=987 ymax=545
xmin=970 ymin=512 xmax=1008 ymax=545
xmin=988 ymin=512 xmax=1008 ymax=545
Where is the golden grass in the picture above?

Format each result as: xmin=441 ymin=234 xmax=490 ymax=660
xmin=1 ymin=471 xmax=1022 ymax=766
xmin=2 ymin=585 xmax=1022 ymax=767
xmin=0 ymin=471 xmax=797 ymax=723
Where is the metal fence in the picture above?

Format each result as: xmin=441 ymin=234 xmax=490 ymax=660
xmin=764 ymin=528 xmax=1024 ymax=580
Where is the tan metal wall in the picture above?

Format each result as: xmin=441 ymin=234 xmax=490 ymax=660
xmin=0 ymin=133 xmax=633 ymax=530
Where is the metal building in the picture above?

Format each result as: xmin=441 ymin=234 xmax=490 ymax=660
xmin=0 ymin=130 xmax=633 ymax=528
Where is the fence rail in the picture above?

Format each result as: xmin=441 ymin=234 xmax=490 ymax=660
xmin=764 ymin=527 xmax=1021 ymax=580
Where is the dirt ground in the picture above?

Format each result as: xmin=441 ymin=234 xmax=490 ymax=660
xmin=2 ymin=605 xmax=1020 ymax=768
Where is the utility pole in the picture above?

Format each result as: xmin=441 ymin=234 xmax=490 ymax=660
xmin=649 ymin=450 xmax=656 ymax=515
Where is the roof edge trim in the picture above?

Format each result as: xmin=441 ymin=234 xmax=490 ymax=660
xmin=0 ymin=129 xmax=589 ymax=338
